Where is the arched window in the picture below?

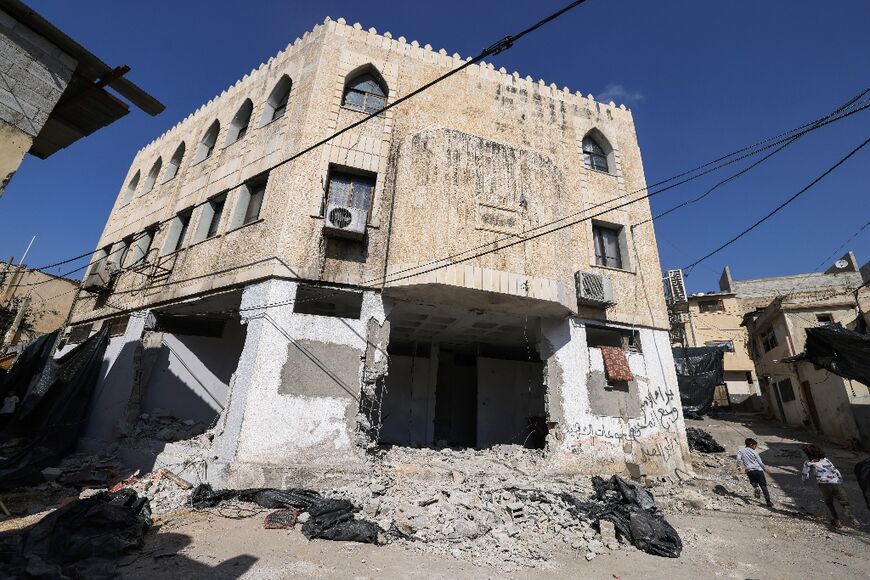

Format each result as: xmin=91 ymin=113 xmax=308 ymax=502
xmin=582 ymin=135 xmax=610 ymax=173
xmin=122 ymin=170 xmax=139 ymax=205
xmin=226 ymin=99 xmax=253 ymax=144
xmin=141 ymin=157 xmax=162 ymax=194
xmin=342 ymin=70 xmax=387 ymax=114
xmin=261 ymin=76 xmax=291 ymax=125
xmin=193 ymin=120 xmax=220 ymax=164
xmin=163 ymin=142 xmax=185 ymax=182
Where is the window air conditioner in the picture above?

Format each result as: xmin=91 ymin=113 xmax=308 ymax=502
xmin=574 ymin=271 xmax=615 ymax=308
xmin=323 ymin=203 xmax=367 ymax=240
xmin=82 ymin=261 xmax=117 ymax=292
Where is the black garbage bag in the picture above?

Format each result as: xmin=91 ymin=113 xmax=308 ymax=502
xmin=0 ymin=489 xmax=151 ymax=580
xmin=189 ymin=483 xmax=322 ymax=510
xmin=672 ymin=346 xmax=725 ymax=418
xmin=301 ymin=498 xmax=381 ymax=544
xmin=189 ymin=484 xmax=381 ymax=544
xmin=686 ymin=427 xmax=725 ymax=453
xmin=564 ymin=475 xmax=682 ymax=558
xmin=855 ymin=457 xmax=870 ymax=510
xmin=0 ymin=328 xmax=109 ymax=489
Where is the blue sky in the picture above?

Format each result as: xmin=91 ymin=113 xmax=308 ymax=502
xmin=1 ymin=0 xmax=868 ymax=293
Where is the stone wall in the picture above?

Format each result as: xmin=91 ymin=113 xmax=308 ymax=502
xmin=0 ymin=8 xmax=76 ymax=195
xmin=72 ymin=16 xmax=668 ymax=334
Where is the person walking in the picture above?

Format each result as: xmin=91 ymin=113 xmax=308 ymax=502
xmin=802 ymin=444 xmax=856 ymax=528
xmin=736 ymin=438 xmax=773 ymax=507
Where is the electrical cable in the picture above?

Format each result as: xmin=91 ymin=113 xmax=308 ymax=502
xmin=682 ymin=135 xmax=870 ymax=275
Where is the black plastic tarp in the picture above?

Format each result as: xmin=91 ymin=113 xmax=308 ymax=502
xmin=189 ymin=484 xmax=382 ymax=544
xmin=562 ymin=475 xmax=682 ymax=558
xmin=0 ymin=328 xmax=109 ymax=489
xmin=804 ymin=324 xmax=870 ymax=387
xmin=0 ymin=489 xmax=151 ymax=580
xmin=672 ymin=346 xmax=724 ymax=419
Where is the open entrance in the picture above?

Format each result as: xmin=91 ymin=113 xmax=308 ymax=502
xmin=377 ymin=303 xmax=547 ymax=449
xmin=137 ymin=290 xmax=247 ymax=442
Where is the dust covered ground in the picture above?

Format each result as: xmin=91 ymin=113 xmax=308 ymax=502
xmin=3 ymin=413 xmax=869 ymax=579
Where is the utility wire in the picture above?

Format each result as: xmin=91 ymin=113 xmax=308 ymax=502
xmin=636 ymin=95 xmax=870 ymax=226
xmin=682 ymin=135 xmax=870 ymax=274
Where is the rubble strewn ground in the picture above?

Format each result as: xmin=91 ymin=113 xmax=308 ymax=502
xmin=1 ymin=412 xmax=869 ymax=578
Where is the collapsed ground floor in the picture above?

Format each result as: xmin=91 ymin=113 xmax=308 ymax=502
xmin=61 ymin=278 xmax=690 ymax=487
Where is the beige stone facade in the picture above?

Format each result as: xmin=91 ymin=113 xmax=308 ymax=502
xmin=0 ymin=263 xmax=78 ymax=347
xmin=64 ymin=18 xmax=687 ymax=487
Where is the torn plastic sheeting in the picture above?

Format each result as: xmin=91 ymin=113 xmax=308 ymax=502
xmin=0 ymin=489 xmax=151 ymax=580
xmin=189 ymin=483 xmax=323 ymax=510
xmin=301 ymin=498 xmax=381 ymax=544
xmin=0 ymin=328 xmax=109 ymax=489
xmin=563 ymin=475 xmax=682 ymax=558
xmin=189 ymin=484 xmax=382 ymax=544
xmin=685 ymin=427 xmax=725 ymax=453
xmin=672 ymin=346 xmax=724 ymax=418
xmin=804 ymin=324 xmax=870 ymax=386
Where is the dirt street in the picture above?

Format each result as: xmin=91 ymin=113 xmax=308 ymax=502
xmin=107 ymin=413 xmax=870 ymax=580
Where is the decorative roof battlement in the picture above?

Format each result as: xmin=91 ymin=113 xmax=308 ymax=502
xmin=136 ymin=16 xmax=630 ymax=155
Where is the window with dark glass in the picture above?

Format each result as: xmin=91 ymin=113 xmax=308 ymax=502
xmin=582 ymin=136 xmax=609 ymax=172
xmin=206 ymin=195 xmax=226 ymax=238
xmin=326 ymin=170 xmax=375 ymax=212
xmin=815 ymin=313 xmax=834 ymax=324
xmin=761 ymin=328 xmax=778 ymax=353
xmin=174 ymin=210 xmax=192 ymax=252
xmin=273 ymin=89 xmax=289 ymax=120
xmin=593 ymin=224 xmax=622 ymax=269
xmin=227 ymin=100 xmax=253 ymax=144
xmin=778 ymin=378 xmax=795 ymax=402
xmin=243 ymin=182 xmax=266 ymax=224
xmin=698 ymin=299 xmax=725 ymax=313
xmin=342 ymin=73 xmax=387 ymax=114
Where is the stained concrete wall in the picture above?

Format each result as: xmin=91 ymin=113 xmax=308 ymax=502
xmin=142 ymin=320 xmax=247 ymax=424
xmin=74 ymin=314 xmax=148 ymax=451
xmin=541 ymin=319 xmax=687 ymax=475
xmin=213 ymin=279 xmax=389 ymax=487
xmin=379 ymin=350 xmax=437 ymax=445
xmin=477 ymin=357 xmax=545 ymax=448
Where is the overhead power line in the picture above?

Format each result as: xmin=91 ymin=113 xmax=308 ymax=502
xmin=682 ymin=135 xmax=870 ymax=275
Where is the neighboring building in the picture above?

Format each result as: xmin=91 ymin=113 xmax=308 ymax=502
xmin=0 ymin=261 xmax=78 ymax=348
xmin=668 ymin=290 xmax=759 ymax=407
xmin=692 ymin=251 xmax=870 ymax=448
xmin=0 ymin=0 xmax=163 ymax=197
xmin=744 ymin=291 xmax=870 ymax=449
xmin=62 ymin=17 xmax=687 ymax=487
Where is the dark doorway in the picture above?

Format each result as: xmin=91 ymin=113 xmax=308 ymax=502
xmin=800 ymin=380 xmax=822 ymax=430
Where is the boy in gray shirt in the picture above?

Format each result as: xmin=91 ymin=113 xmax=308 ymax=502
xmin=736 ymin=438 xmax=773 ymax=507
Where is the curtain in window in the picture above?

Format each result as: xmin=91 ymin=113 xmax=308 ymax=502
xmin=594 ymin=226 xmax=622 ymax=269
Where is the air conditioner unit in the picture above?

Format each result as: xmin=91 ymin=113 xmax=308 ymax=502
xmin=575 ymin=271 xmax=615 ymax=308
xmin=81 ymin=260 xmax=117 ymax=293
xmin=323 ymin=203 xmax=367 ymax=240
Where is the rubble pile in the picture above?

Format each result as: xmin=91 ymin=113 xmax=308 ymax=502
xmin=330 ymin=446 xmax=655 ymax=570
xmin=128 ymin=409 xmax=209 ymax=443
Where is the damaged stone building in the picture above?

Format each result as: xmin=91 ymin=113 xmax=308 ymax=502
xmin=62 ymin=17 xmax=688 ymax=487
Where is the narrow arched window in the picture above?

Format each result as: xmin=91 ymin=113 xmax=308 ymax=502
xmin=163 ymin=142 xmax=185 ymax=182
xmin=122 ymin=171 xmax=139 ymax=205
xmin=582 ymin=136 xmax=609 ymax=172
xmin=141 ymin=157 xmax=162 ymax=194
xmin=261 ymin=76 xmax=291 ymax=125
xmin=193 ymin=120 xmax=220 ymax=164
xmin=342 ymin=71 xmax=387 ymax=114
xmin=226 ymin=99 xmax=253 ymax=145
